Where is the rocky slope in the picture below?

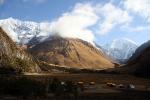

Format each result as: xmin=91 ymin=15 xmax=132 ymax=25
xmin=0 ymin=27 xmax=40 ymax=73
xmin=28 ymin=36 xmax=114 ymax=70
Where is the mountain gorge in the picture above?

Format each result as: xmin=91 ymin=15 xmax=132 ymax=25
xmin=0 ymin=27 xmax=40 ymax=73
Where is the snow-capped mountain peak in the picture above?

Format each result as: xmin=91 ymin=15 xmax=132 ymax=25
xmin=103 ymin=38 xmax=138 ymax=63
xmin=110 ymin=38 xmax=137 ymax=49
xmin=0 ymin=17 xmax=50 ymax=44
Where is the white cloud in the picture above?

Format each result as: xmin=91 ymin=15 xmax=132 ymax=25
xmin=48 ymin=2 xmax=132 ymax=43
xmin=124 ymin=0 xmax=150 ymax=22
xmin=49 ymin=3 xmax=99 ymax=44
xmin=0 ymin=0 xmax=5 ymax=5
xmin=122 ymin=24 xmax=150 ymax=32
xmin=97 ymin=3 xmax=132 ymax=34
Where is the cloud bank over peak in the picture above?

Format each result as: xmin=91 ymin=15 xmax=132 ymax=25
xmin=49 ymin=3 xmax=99 ymax=43
xmin=0 ymin=3 xmax=101 ymax=44
xmin=48 ymin=2 xmax=132 ymax=43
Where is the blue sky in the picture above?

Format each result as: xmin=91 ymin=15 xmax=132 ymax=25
xmin=0 ymin=0 xmax=150 ymax=46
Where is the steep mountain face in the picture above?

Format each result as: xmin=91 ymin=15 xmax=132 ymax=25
xmin=103 ymin=38 xmax=138 ymax=64
xmin=28 ymin=36 xmax=114 ymax=70
xmin=0 ymin=27 xmax=40 ymax=73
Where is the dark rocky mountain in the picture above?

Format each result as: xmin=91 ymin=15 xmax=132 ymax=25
xmin=126 ymin=40 xmax=150 ymax=76
xmin=128 ymin=40 xmax=150 ymax=62
xmin=0 ymin=27 xmax=40 ymax=73
xmin=28 ymin=36 xmax=114 ymax=70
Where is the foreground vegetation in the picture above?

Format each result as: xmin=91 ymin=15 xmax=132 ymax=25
xmin=0 ymin=76 xmax=79 ymax=99
xmin=0 ymin=74 xmax=150 ymax=100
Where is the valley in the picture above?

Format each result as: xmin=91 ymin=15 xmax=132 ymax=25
xmin=0 ymin=17 xmax=150 ymax=100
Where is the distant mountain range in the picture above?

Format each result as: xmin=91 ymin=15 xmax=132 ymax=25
xmin=0 ymin=18 xmax=139 ymax=64
xmin=0 ymin=17 xmax=149 ymax=76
